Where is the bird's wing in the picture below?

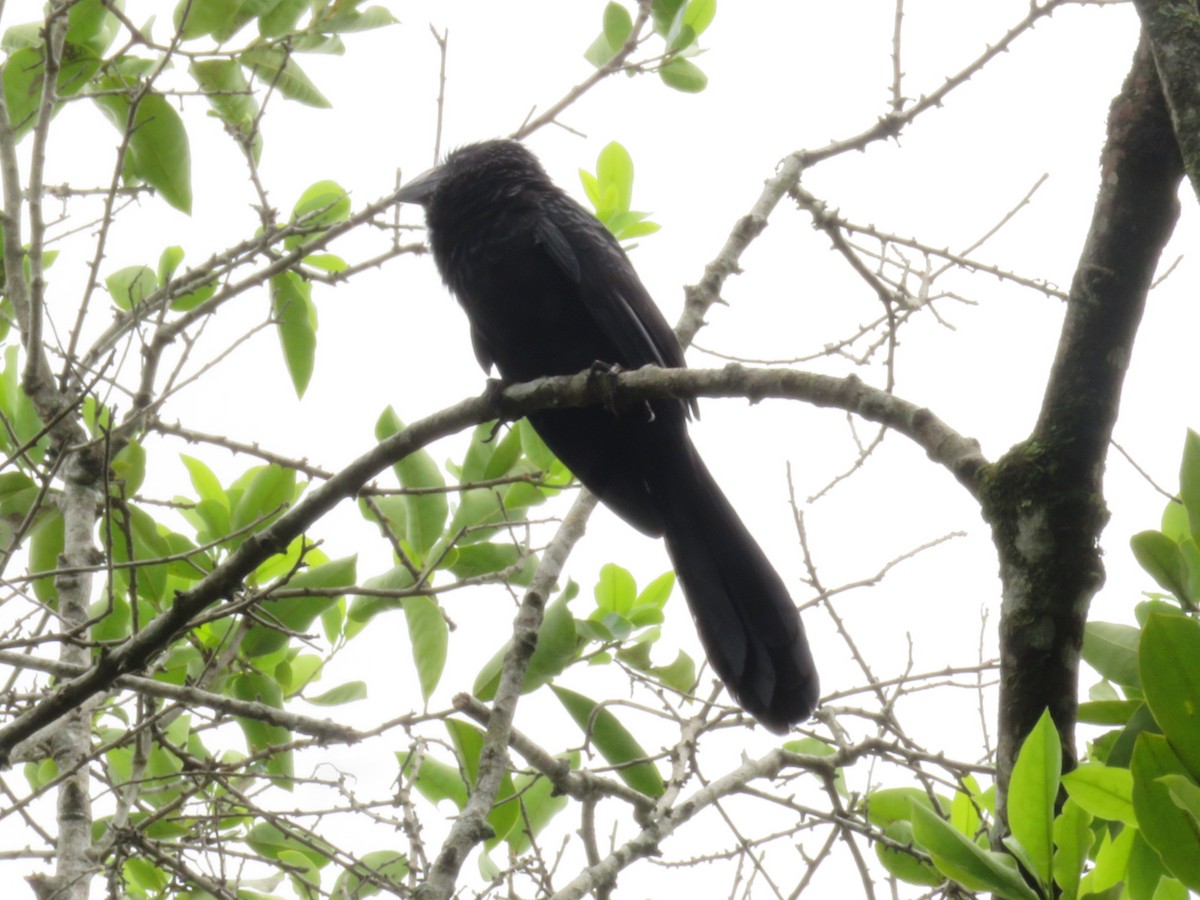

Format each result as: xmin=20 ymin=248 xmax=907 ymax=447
xmin=533 ymin=198 xmax=688 ymax=376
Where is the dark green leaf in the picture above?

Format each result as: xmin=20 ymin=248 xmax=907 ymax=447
xmin=1131 ymin=530 xmax=1191 ymax=606
xmin=1141 ymin=613 xmax=1200 ymax=779
xmin=1083 ymin=621 xmax=1141 ymax=689
xmin=1131 ymin=733 xmax=1200 ymax=890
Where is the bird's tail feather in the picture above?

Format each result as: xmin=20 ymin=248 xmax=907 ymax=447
xmin=651 ymin=437 xmax=819 ymax=733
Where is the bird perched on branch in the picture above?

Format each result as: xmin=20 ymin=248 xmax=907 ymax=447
xmin=397 ymin=139 xmax=818 ymax=732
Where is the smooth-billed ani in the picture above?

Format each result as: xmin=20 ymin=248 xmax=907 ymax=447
xmin=397 ymin=140 xmax=818 ymax=732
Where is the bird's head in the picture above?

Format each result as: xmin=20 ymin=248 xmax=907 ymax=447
xmin=395 ymin=139 xmax=550 ymax=211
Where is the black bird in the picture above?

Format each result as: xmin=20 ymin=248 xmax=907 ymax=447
xmin=397 ymin=140 xmax=818 ymax=732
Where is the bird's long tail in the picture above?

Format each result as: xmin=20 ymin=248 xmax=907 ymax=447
xmin=650 ymin=436 xmax=819 ymax=733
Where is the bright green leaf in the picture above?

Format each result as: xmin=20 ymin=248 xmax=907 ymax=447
xmin=1061 ymin=763 xmax=1136 ymax=825
xmin=105 ymin=265 xmax=158 ymax=311
xmin=1052 ymin=799 xmax=1093 ymax=900
xmin=909 ymin=803 xmax=1040 ymax=899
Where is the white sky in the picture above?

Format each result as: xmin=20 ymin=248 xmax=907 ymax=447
xmin=4 ymin=0 xmax=1197 ymax=895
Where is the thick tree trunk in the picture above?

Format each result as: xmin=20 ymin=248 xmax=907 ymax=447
xmin=983 ymin=33 xmax=1182 ymax=817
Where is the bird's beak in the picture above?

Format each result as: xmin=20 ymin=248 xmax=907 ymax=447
xmin=395 ymin=164 xmax=444 ymax=206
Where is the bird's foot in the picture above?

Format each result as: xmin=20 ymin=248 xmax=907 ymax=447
xmin=481 ymin=377 xmax=510 ymax=442
xmin=587 ymin=360 xmax=624 ymax=415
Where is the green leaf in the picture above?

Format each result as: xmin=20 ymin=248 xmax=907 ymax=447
xmin=232 ymin=674 xmax=294 ymax=786
xmin=29 ymin=509 xmax=64 ymax=604
xmin=375 ymin=407 xmax=448 ymax=559
xmin=260 ymin=0 xmax=311 ymax=36
xmin=551 ymin=686 xmax=664 ymax=797
xmin=1052 ymin=799 xmax=1093 ymax=900
xmin=474 ymin=591 xmax=578 ymax=700
xmin=602 ymin=2 xmax=633 ymax=50
xmin=444 ymin=720 xmax=520 ymax=845
xmin=659 ymin=57 xmax=707 ymax=92
xmin=873 ymin=820 xmax=943 ymax=886
xmin=105 ymin=265 xmax=158 ymax=311
xmin=157 ymin=246 xmax=185 ymax=284
xmin=506 ymin=767 xmax=572 ymax=855
xmin=1141 ymin=613 xmax=1200 ymax=779
xmin=230 ymin=464 xmax=296 ymax=535
xmin=1180 ymin=430 xmax=1200 ymax=541
xmin=1131 ymin=530 xmax=1192 ymax=606
xmin=402 ymin=752 xmax=468 ymax=809
xmin=331 ymin=849 xmax=408 ymax=897
xmin=91 ymin=86 xmax=193 ymax=214
xmin=271 ymin=270 xmax=317 ymax=397
xmin=404 ymin=594 xmax=447 ymax=703
xmin=866 ymin=787 xmax=949 ymax=826
xmin=245 ymin=820 xmax=330 ymax=869
xmin=241 ymin=46 xmax=331 ymax=108
xmin=347 ymin=564 xmax=415 ymax=634
xmin=292 ymin=179 xmax=350 ymax=230
xmin=1089 ymin=823 xmax=1136 ymax=894
xmin=307 ymin=681 xmax=367 ymax=706
xmin=682 ymin=0 xmax=717 ymax=39
xmin=1160 ymin=773 xmax=1200 ymax=831
xmin=596 ymin=141 xmax=634 ymax=215
xmin=1131 ymin=733 xmax=1200 ymax=890
xmin=243 ymin=555 xmax=354 ymax=657
xmin=1061 ymin=763 xmax=1136 ymax=825
xmin=189 ymin=58 xmax=262 ymax=161
xmin=651 ymin=0 xmax=687 ymax=34
xmin=594 ymin=562 xmax=636 ymax=615
xmin=1083 ymin=621 xmax=1141 ymax=689
xmin=1006 ymin=709 xmax=1059 ymax=888
xmin=1078 ymin=699 xmax=1142 ymax=726
xmin=67 ymin=0 xmax=121 ymax=56
xmin=174 ymin=0 xmax=262 ymax=41
xmin=321 ymin=4 xmax=398 ymax=32
xmin=1128 ymin=829 xmax=1173 ymax=900
xmin=649 ymin=650 xmax=696 ymax=694
xmin=909 ymin=803 xmax=1040 ymax=899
